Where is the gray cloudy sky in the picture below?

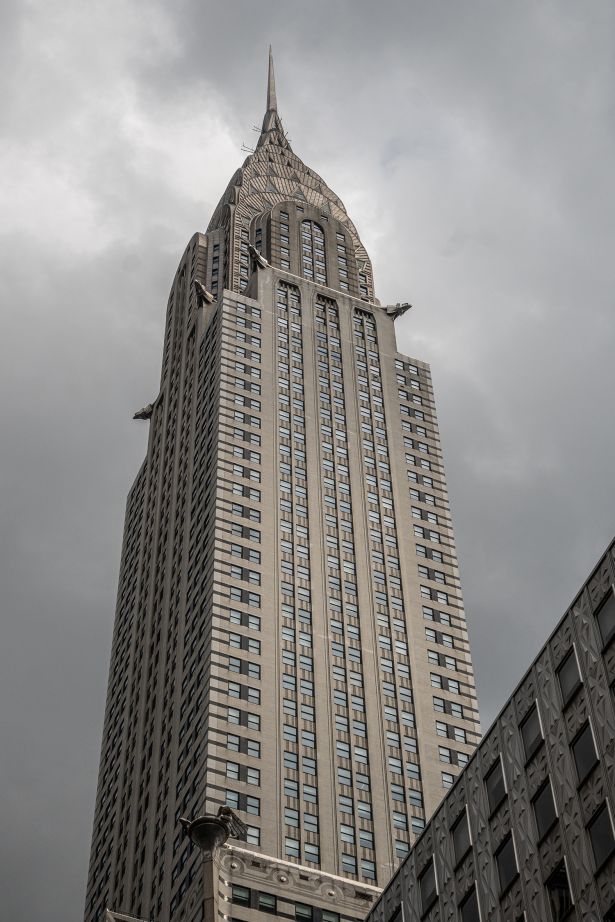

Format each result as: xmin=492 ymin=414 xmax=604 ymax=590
xmin=1 ymin=1 xmax=614 ymax=918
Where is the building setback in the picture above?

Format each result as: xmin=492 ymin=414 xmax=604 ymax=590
xmin=84 ymin=52 xmax=480 ymax=922
xmin=366 ymin=538 xmax=615 ymax=922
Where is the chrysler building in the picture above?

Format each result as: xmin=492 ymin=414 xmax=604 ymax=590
xmin=84 ymin=51 xmax=480 ymax=922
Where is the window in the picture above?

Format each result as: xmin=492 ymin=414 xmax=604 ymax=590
xmin=285 ymin=836 xmax=300 ymax=858
xmin=362 ymin=859 xmax=376 ymax=879
xmin=301 ymin=221 xmax=327 ymax=284
xmin=572 ymin=721 xmax=598 ymax=784
xmin=258 ymin=893 xmax=277 ymax=914
xmin=392 ymin=810 xmax=407 ymax=830
xmin=596 ymin=589 xmax=615 ymax=648
xmin=231 ymin=885 xmax=250 ymax=906
xmin=485 ymin=757 xmax=506 ymax=814
xmin=305 ymin=843 xmax=319 ymax=863
xmin=452 ymin=810 xmax=471 ymax=865
xmin=459 ymin=886 xmax=480 ymax=922
xmin=341 ymin=853 xmax=356 ymax=874
xmin=395 ymin=840 xmax=409 ymax=859
xmin=419 ymin=858 xmax=438 ymax=915
xmin=496 ymin=834 xmax=517 ymax=895
xmin=246 ymin=825 xmax=260 ymax=845
xmin=587 ymin=802 xmax=615 ymax=869
xmin=520 ymin=705 xmax=543 ymax=761
xmin=246 ymin=795 xmax=260 ymax=815
xmin=545 ymin=861 xmax=573 ymax=921
xmin=284 ymin=807 xmax=299 ymax=827
xmin=533 ymin=778 xmax=557 ymax=840
xmin=557 ymin=649 xmax=582 ymax=706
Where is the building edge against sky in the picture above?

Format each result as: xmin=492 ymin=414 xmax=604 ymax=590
xmin=367 ymin=536 xmax=615 ymax=922
xmin=84 ymin=51 xmax=480 ymax=922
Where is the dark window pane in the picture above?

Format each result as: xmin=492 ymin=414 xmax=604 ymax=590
xmin=258 ymin=893 xmax=277 ymax=914
xmin=295 ymin=905 xmax=313 ymax=922
xmin=520 ymin=705 xmax=543 ymax=760
xmin=419 ymin=858 xmax=438 ymax=914
xmin=572 ymin=722 xmax=598 ymax=784
xmin=452 ymin=811 xmax=471 ymax=864
xmin=459 ymin=886 xmax=480 ymax=922
xmin=496 ymin=835 xmax=517 ymax=894
xmin=322 ymin=914 xmax=340 ymax=922
xmin=558 ymin=649 xmax=581 ymax=705
xmin=596 ymin=590 xmax=615 ymax=648
xmin=588 ymin=803 xmax=615 ymax=869
xmin=533 ymin=779 xmax=557 ymax=839
xmin=545 ymin=862 xmax=573 ymax=922
xmin=485 ymin=758 xmax=506 ymax=813
xmin=231 ymin=885 xmax=250 ymax=906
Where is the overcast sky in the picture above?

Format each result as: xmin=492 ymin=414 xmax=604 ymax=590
xmin=1 ymin=1 xmax=614 ymax=919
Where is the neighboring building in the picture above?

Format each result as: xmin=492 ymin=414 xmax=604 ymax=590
xmin=84 ymin=52 xmax=479 ymax=922
xmin=366 ymin=538 xmax=615 ymax=922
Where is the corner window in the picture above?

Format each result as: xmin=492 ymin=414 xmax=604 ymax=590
xmin=419 ymin=857 xmax=438 ymax=915
xmin=587 ymin=802 xmax=615 ymax=870
xmin=557 ymin=648 xmax=582 ymax=706
xmin=596 ymin=589 xmax=615 ymax=648
xmin=520 ymin=704 xmax=543 ymax=761
xmin=545 ymin=862 xmax=573 ymax=922
xmin=485 ymin=757 xmax=506 ymax=814
xmin=495 ymin=834 xmax=517 ymax=895
xmin=533 ymin=778 xmax=557 ymax=840
xmin=571 ymin=721 xmax=598 ymax=784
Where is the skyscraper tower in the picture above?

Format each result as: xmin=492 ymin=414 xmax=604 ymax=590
xmin=84 ymin=52 xmax=480 ymax=922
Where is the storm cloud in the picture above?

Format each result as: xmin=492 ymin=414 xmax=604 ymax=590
xmin=1 ymin=2 xmax=614 ymax=918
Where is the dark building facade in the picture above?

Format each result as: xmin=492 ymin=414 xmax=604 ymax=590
xmin=366 ymin=538 xmax=615 ymax=922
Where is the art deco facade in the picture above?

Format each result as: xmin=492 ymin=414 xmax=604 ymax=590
xmin=367 ymin=538 xmax=615 ymax=922
xmin=84 ymin=54 xmax=479 ymax=922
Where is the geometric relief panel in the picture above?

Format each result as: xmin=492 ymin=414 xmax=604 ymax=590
xmin=537 ymin=821 xmax=563 ymax=880
xmin=563 ymin=688 xmax=589 ymax=738
xmin=454 ymin=858 xmax=475 ymax=901
xmin=499 ymin=876 xmax=523 ymax=922
xmin=578 ymin=767 xmax=606 ymax=823
xmin=586 ymin=559 xmax=614 ymax=612
xmin=550 ymin=614 xmax=575 ymax=671
xmin=524 ymin=745 xmax=548 ymax=799
xmin=596 ymin=851 xmax=615 ymax=914
xmin=489 ymin=801 xmax=511 ymax=847
xmin=514 ymin=669 xmax=537 ymax=722
xmin=602 ymin=642 xmax=615 ymax=684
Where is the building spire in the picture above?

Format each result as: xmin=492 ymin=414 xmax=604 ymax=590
xmin=258 ymin=46 xmax=289 ymax=149
xmin=267 ymin=45 xmax=277 ymax=113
